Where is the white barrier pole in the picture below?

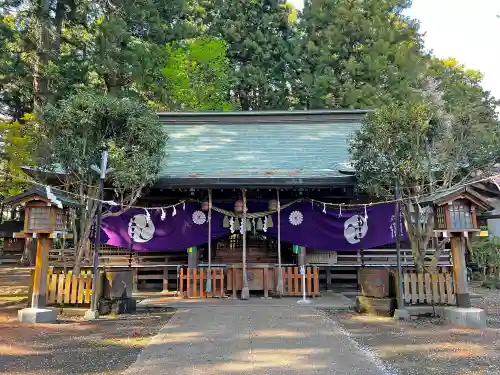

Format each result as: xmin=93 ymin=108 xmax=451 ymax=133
xmin=297 ymin=265 xmax=311 ymax=305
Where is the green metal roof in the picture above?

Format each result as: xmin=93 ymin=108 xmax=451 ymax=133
xmin=157 ymin=110 xmax=367 ymax=187
xmin=420 ymin=186 xmax=493 ymax=210
xmin=3 ymin=187 xmax=82 ymax=207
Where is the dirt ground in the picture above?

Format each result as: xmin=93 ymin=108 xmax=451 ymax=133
xmin=4 ymin=266 xmax=500 ymax=375
xmin=0 ymin=267 xmax=174 ymax=375
xmin=0 ymin=304 xmax=175 ymax=375
xmin=0 ymin=266 xmax=31 ymax=298
xmin=323 ymin=286 xmax=500 ymax=375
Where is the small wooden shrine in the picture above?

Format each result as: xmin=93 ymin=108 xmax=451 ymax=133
xmin=2 ymin=188 xmax=79 ymax=322
xmin=420 ymin=186 xmax=494 ymax=308
xmin=2 ymin=187 xmax=77 ymax=240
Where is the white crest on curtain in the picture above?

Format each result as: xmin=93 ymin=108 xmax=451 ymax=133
xmin=192 ymin=210 xmax=206 ymax=225
xmin=128 ymin=214 xmax=155 ymax=243
xmin=289 ymin=210 xmax=304 ymax=226
xmin=343 ymin=215 xmax=368 ymax=244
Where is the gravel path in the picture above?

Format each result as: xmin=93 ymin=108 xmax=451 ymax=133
xmin=321 ymin=286 xmax=500 ymax=375
xmin=124 ymin=305 xmax=390 ymax=375
xmin=0 ymin=308 xmax=175 ymax=375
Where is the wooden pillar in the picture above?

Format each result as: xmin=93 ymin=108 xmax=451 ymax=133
xmin=241 ymin=189 xmax=249 ymax=299
xmin=187 ymin=247 xmax=197 ymax=297
xmin=263 ymin=266 xmax=269 ymax=298
xmin=31 ymin=234 xmax=53 ymax=308
xmin=451 ymin=235 xmax=470 ymax=308
xmin=206 ymin=189 xmax=213 ymax=293
xmin=132 ymin=268 xmax=138 ymax=293
xmin=188 ymin=247 xmax=197 ymax=269
xmin=232 ymin=265 xmax=237 ymax=299
xmin=162 ymin=266 xmax=169 ymax=292
xmin=326 ymin=266 xmax=333 ymax=291
xmin=298 ymin=246 xmax=306 ymax=267
xmin=276 ymin=189 xmax=283 ymax=296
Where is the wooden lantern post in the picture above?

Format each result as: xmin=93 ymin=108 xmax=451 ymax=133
xmin=241 ymin=188 xmax=250 ymax=300
xmin=3 ymin=189 xmax=74 ymax=323
xmin=425 ymin=188 xmax=493 ymax=311
xmin=31 ymin=233 xmax=53 ymax=308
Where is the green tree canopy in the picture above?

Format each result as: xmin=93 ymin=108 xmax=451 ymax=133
xmin=205 ymin=0 xmax=297 ymax=110
xmin=349 ymin=62 xmax=500 ymax=269
xmin=163 ymin=37 xmax=236 ymax=111
xmin=36 ymin=91 xmax=167 ymax=267
xmin=294 ymin=0 xmax=426 ymax=109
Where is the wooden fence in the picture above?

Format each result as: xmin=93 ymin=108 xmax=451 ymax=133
xmin=306 ymin=248 xmax=452 ymax=267
xmin=179 ymin=266 xmax=320 ymax=298
xmin=281 ymin=266 xmax=320 ymax=297
xmin=402 ymin=268 xmax=455 ymax=305
xmin=179 ymin=268 xmax=225 ymax=298
xmin=46 ymin=269 xmax=93 ymax=306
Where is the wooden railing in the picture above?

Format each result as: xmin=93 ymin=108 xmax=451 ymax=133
xmin=48 ymin=248 xmax=84 ymax=267
xmin=46 ymin=269 xmax=93 ymax=306
xmin=280 ymin=266 xmax=320 ymax=297
xmin=179 ymin=267 xmax=225 ymax=298
xmin=48 ymin=246 xmax=188 ymax=268
xmin=401 ymin=268 xmax=455 ymax=305
xmin=307 ymin=248 xmax=452 ymax=267
xmin=48 ymin=246 xmax=452 ymax=269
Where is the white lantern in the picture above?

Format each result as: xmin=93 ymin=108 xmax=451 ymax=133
xmin=234 ymin=199 xmax=244 ymax=213
xmin=268 ymin=199 xmax=278 ymax=211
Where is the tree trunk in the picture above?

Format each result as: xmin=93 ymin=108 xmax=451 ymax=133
xmin=74 ymin=200 xmax=97 ymax=273
xmin=53 ymin=0 xmax=66 ymax=55
xmin=428 ymin=238 xmax=449 ymax=272
xmin=411 ymin=240 xmax=425 ymax=272
xmin=33 ymin=0 xmax=51 ymax=109
xmin=20 ymin=237 xmax=33 ymax=266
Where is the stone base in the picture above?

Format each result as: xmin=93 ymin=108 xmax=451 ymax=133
xmin=444 ymin=307 xmax=486 ymax=329
xmin=405 ymin=306 xmax=445 ymax=317
xmin=297 ymin=298 xmax=311 ymax=305
xmin=356 ymin=296 xmax=396 ymax=316
xmin=393 ymin=309 xmax=409 ymax=320
xmin=84 ymin=309 xmax=100 ymax=320
xmin=240 ymin=286 xmax=250 ymax=300
xmin=18 ymin=308 xmax=57 ymax=323
xmin=98 ymin=297 xmax=137 ymax=315
xmin=205 ymin=278 xmax=213 ymax=293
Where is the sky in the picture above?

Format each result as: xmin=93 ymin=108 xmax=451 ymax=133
xmin=288 ymin=0 xmax=500 ymax=99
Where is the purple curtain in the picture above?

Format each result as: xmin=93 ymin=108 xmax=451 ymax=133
xmin=100 ymin=201 xmax=406 ymax=251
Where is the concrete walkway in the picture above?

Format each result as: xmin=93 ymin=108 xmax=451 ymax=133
xmin=135 ymin=291 xmax=355 ymax=310
xmin=123 ymin=302 xmax=390 ymax=375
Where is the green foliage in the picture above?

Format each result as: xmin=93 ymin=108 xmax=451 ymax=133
xmin=349 ymin=61 xmax=500 ymax=269
xmin=163 ymin=37 xmax=236 ymax=111
xmin=349 ymin=101 xmax=434 ymax=197
xmin=206 ymin=0 xmax=296 ymax=110
xmin=89 ymin=0 xmax=196 ymax=99
xmin=294 ymin=0 xmax=426 ymax=109
xmin=350 ymin=60 xmax=500 ymax=199
xmin=0 ymin=115 xmax=36 ymax=197
xmin=0 ymin=8 xmax=33 ymax=120
xmin=470 ymin=236 xmax=500 ymax=278
xmin=425 ymin=58 xmax=500 ymax=186
xmin=35 ymin=91 xmax=167 ymax=267
xmin=1 ymin=0 xmax=203 ymax=113
xmin=37 ymin=91 xmax=167 ymax=197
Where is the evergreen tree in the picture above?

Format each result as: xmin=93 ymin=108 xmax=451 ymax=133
xmin=206 ymin=0 xmax=297 ymax=110
xmin=295 ymin=0 xmax=426 ymax=109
